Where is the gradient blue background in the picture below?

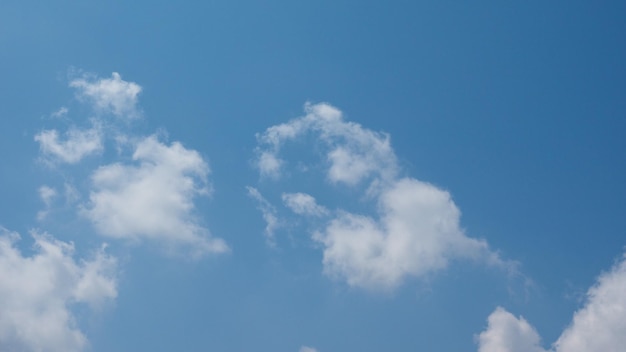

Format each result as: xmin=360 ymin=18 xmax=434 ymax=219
xmin=1 ymin=1 xmax=625 ymax=351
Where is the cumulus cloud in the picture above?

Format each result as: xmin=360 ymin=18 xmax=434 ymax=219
xmin=314 ymin=178 xmax=501 ymax=290
xmin=82 ymin=135 xmax=228 ymax=257
xmin=476 ymin=307 xmax=547 ymax=352
xmin=282 ymin=192 xmax=328 ymax=217
xmin=299 ymin=346 xmax=319 ymax=352
xmin=253 ymin=103 xmax=507 ymax=291
xmin=255 ymin=102 xmax=398 ymax=186
xmin=0 ymin=228 xmax=117 ymax=352
xmin=70 ymin=72 xmax=142 ymax=119
xmin=247 ymin=186 xmax=280 ymax=245
xmin=554 ymin=252 xmax=626 ymax=351
xmin=34 ymin=125 xmax=103 ymax=164
xmin=477 ymin=252 xmax=626 ymax=352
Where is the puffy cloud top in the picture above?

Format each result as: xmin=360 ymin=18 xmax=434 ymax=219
xmin=0 ymin=228 xmax=117 ymax=352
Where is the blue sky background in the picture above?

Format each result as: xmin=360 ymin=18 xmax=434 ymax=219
xmin=1 ymin=1 xmax=625 ymax=351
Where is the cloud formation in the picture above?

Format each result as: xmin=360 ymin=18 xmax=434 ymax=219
xmin=255 ymin=102 xmax=398 ymax=186
xmin=477 ymin=252 xmax=626 ymax=352
xmin=70 ymin=72 xmax=142 ymax=119
xmin=0 ymin=228 xmax=117 ymax=352
xmin=34 ymin=125 xmax=103 ymax=164
xmin=82 ymin=135 xmax=228 ymax=257
xmin=247 ymin=186 xmax=280 ymax=245
xmin=253 ymin=103 xmax=508 ymax=291
xmin=299 ymin=346 xmax=319 ymax=352
xmin=282 ymin=192 xmax=328 ymax=217
xmin=476 ymin=307 xmax=546 ymax=352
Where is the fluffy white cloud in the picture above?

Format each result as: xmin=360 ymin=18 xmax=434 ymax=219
xmin=554 ymin=253 xmax=626 ymax=351
xmin=299 ymin=346 xmax=319 ymax=352
xmin=282 ymin=192 xmax=328 ymax=217
xmin=82 ymin=135 xmax=228 ymax=257
xmin=34 ymin=125 xmax=103 ymax=164
xmin=477 ymin=253 xmax=626 ymax=352
xmin=314 ymin=178 xmax=501 ymax=290
xmin=247 ymin=186 xmax=280 ymax=245
xmin=255 ymin=102 xmax=398 ymax=186
xmin=70 ymin=72 xmax=142 ymax=119
xmin=477 ymin=307 xmax=547 ymax=352
xmin=0 ymin=228 xmax=117 ymax=352
xmin=253 ymin=103 xmax=507 ymax=291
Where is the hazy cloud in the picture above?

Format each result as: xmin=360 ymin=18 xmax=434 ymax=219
xmin=37 ymin=185 xmax=58 ymax=220
xmin=282 ymin=192 xmax=328 ymax=217
xmin=247 ymin=186 xmax=280 ymax=245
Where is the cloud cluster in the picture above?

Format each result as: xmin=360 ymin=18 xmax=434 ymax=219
xmin=477 ymin=252 xmax=626 ymax=352
xmin=476 ymin=307 xmax=546 ymax=352
xmin=253 ymin=103 xmax=508 ymax=291
xmin=83 ymin=135 xmax=228 ymax=257
xmin=32 ymin=71 xmax=229 ymax=258
xmin=0 ymin=228 xmax=117 ymax=352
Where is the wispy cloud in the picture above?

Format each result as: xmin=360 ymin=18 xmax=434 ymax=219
xmin=37 ymin=185 xmax=58 ymax=220
xmin=247 ymin=186 xmax=280 ymax=245
xmin=34 ymin=124 xmax=103 ymax=164
xmin=282 ymin=192 xmax=328 ymax=217
xmin=0 ymin=228 xmax=117 ymax=352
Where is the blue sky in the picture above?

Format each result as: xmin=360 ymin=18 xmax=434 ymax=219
xmin=1 ymin=1 xmax=626 ymax=351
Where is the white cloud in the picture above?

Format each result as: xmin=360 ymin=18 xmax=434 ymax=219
xmin=257 ymin=151 xmax=283 ymax=179
xmin=70 ymin=72 xmax=142 ymax=119
xmin=82 ymin=135 xmax=228 ymax=257
xmin=314 ymin=178 xmax=502 ymax=291
xmin=247 ymin=186 xmax=280 ymax=245
xmin=477 ymin=252 xmax=626 ymax=352
xmin=282 ymin=192 xmax=328 ymax=217
xmin=34 ymin=125 xmax=103 ymax=164
xmin=37 ymin=185 xmax=58 ymax=220
xmin=39 ymin=185 xmax=57 ymax=206
xmin=476 ymin=307 xmax=547 ymax=352
xmin=299 ymin=346 xmax=319 ymax=352
xmin=255 ymin=102 xmax=398 ymax=186
xmin=0 ymin=228 xmax=117 ymax=352
xmin=51 ymin=106 xmax=69 ymax=119
xmin=554 ymin=253 xmax=626 ymax=351
xmin=253 ymin=103 xmax=507 ymax=291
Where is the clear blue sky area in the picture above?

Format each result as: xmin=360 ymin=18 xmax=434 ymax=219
xmin=1 ymin=1 xmax=625 ymax=351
